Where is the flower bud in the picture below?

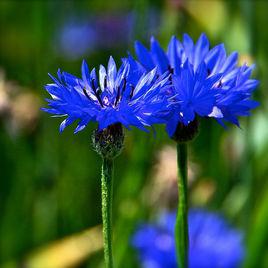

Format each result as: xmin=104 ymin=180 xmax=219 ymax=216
xmin=172 ymin=118 xmax=199 ymax=143
xmin=92 ymin=123 xmax=124 ymax=159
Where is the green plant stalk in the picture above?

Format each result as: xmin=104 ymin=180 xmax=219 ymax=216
xmin=101 ymin=157 xmax=114 ymax=268
xmin=175 ymin=143 xmax=189 ymax=268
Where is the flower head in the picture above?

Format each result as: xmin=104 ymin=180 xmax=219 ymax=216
xmin=165 ymin=61 xmax=222 ymax=137
xmin=134 ymin=34 xmax=259 ymax=137
xmin=42 ymin=56 xmax=171 ymax=133
xmin=132 ymin=209 xmax=244 ymax=268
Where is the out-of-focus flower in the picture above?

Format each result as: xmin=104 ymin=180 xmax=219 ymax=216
xmin=132 ymin=209 xmax=244 ymax=268
xmin=56 ymin=20 xmax=97 ymax=60
xmin=0 ymin=70 xmax=15 ymax=114
xmin=0 ymin=70 xmax=40 ymax=135
xmin=55 ymin=11 xmax=162 ymax=60
xmin=10 ymin=92 xmax=40 ymax=134
xmin=133 ymin=34 xmax=259 ymax=137
xmin=146 ymin=145 xmax=199 ymax=208
xmin=42 ymin=57 xmax=171 ymax=133
xmin=94 ymin=13 xmax=134 ymax=49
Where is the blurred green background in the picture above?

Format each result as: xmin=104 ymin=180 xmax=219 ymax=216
xmin=0 ymin=0 xmax=267 ymax=267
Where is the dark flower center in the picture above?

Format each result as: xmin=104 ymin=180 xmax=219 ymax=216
xmin=82 ymin=77 xmax=104 ymax=107
xmin=172 ymin=117 xmax=199 ymax=143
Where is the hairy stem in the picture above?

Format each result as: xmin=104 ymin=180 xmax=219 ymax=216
xmin=101 ymin=157 xmax=114 ymax=268
xmin=175 ymin=143 xmax=189 ymax=268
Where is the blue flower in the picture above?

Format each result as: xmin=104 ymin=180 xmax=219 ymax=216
xmin=42 ymin=56 xmax=171 ymax=133
xmin=132 ymin=209 xmax=244 ymax=268
xmin=213 ymin=64 xmax=259 ymax=127
xmin=134 ymin=34 xmax=259 ymax=136
xmin=165 ymin=61 xmax=222 ymax=137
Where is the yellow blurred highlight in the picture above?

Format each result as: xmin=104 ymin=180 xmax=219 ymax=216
xmin=239 ymin=54 xmax=254 ymax=66
xmin=25 ymin=225 xmax=102 ymax=268
xmin=185 ymin=0 xmax=227 ymax=36
xmin=191 ymin=180 xmax=215 ymax=206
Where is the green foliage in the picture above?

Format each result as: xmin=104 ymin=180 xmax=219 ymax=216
xmin=0 ymin=0 xmax=267 ymax=267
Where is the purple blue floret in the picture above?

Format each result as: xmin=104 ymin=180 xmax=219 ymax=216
xmin=42 ymin=56 xmax=171 ymax=133
xmin=132 ymin=209 xmax=245 ymax=268
xmin=134 ymin=33 xmax=259 ymax=136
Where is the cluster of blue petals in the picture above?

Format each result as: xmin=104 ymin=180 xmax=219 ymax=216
xmin=43 ymin=33 xmax=258 ymax=135
xmin=134 ymin=33 xmax=259 ymax=136
xmin=43 ymin=56 xmax=171 ymax=133
xmin=132 ymin=209 xmax=244 ymax=268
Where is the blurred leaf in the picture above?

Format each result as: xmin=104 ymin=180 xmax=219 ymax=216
xmin=244 ymin=184 xmax=268 ymax=268
xmin=25 ymin=226 xmax=102 ymax=268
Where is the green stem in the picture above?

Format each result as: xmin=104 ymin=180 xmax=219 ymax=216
xmin=175 ymin=143 xmax=189 ymax=268
xmin=101 ymin=157 xmax=114 ymax=268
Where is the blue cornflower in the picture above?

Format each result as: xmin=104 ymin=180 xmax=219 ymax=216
xmin=165 ymin=61 xmax=222 ymax=137
xmin=132 ymin=209 xmax=244 ymax=268
xmin=42 ymin=56 xmax=171 ymax=133
xmin=134 ymin=34 xmax=259 ymax=137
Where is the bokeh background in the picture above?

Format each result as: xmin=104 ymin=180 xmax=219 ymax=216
xmin=0 ymin=0 xmax=267 ymax=267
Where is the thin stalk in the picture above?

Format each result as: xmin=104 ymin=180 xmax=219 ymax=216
xmin=101 ymin=157 xmax=114 ymax=268
xmin=175 ymin=143 xmax=189 ymax=268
